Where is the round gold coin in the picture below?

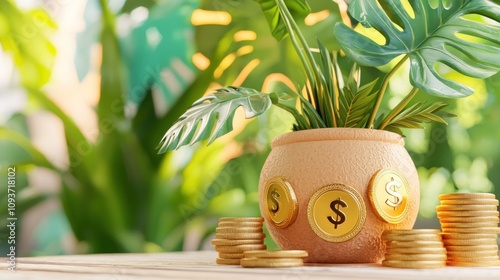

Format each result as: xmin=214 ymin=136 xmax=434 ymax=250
xmin=211 ymin=239 xmax=264 ymax=246
xmin=386 ymin=240 xmax=445 ymax=248
xmin=384 ymin=253 xmax=447 ymax=261
xmin=219 ymin=217 xmax=264 ymax=223
xmin=439 ymin=193 xmax=496 ymax=200
xmin=307 ymin=184 xmax=366 ymax=243
xmin=383 ymin=229 xmax=441 ymax=235
xmin=383 ymin=233 xmax=442 ymax=242
xmin=442 ymin=238 xmax=498 ymax=246
xmin=369 ymin=168 xmax=411 ymax=224
xmin=218 ymin=221 xmax=263 ymax=227
xmin=215 ymin=232 xmax=266 ymax=240
xmin=446 ymin=260 xmax=500 ymax=267
xmin=215 ymin=244 xmax=267 ymax=253
xmin=437 ymin=210 xmax=499 ymax=217
xmin=440 ymin=199 xmax=499 ymax=206
xmin=264 ymin=177 xmax=299 ymax=229
xmin=441 ymin=222 xmax=499 ymax=228
xmin=240 ymin=257 xmax=303 ymax=268
xmin=436 ymin=205 xmax=498 ymax=211
xmin=439 ymin=216 xmax=500 ymax=223
xmin=441 ymin=233 xmax=498 ymax=240
xmin=385 ymin=247 xmax=446 ymax=255
xmin=243 ymin=250 xmax=308 ymax=259
xmin=219 ymin=253 xmax=244 ymax=259
xmin=216 ymin=258 xmax=241 ymax=265
xmin=445 ymin=244 xmax=499 ymax=251
xmin=447 ymin=250 xmax=499 ymax=258
xmin=216 ymin=227 xmax=263 ymax=234
xmin=442 ymin=227 xmax=500 ymax=234
xmin=446 ymin=255 xmax=499 ymax=262
xmin=382 ymin=260 xmax=445 ymax=268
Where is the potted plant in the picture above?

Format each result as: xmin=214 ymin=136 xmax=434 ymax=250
xmin=158 ymin=0 xmax=500 ymax=263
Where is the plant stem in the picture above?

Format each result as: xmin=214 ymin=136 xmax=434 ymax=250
xmin=366 ymin=54 xmax=409 ymax=128
xmin=378 ymin=87 xmax=419 ymax=130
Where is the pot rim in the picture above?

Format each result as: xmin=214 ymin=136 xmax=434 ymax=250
xmin=271 ymin=128 xmax=405 ymax=148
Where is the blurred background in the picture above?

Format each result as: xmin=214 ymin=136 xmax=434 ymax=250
xmin=0 ymin=0 xmax=499 ymax=257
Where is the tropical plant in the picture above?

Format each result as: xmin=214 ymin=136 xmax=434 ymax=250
xmin=157 ymin=0 xmax=500 ymax=153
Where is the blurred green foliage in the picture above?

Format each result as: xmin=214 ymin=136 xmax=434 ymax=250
xmin=0 ymin=0 xmax=499 ymax=256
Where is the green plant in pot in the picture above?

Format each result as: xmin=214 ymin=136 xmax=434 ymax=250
xmin=158 ymin=0 xmax=500 ymax=263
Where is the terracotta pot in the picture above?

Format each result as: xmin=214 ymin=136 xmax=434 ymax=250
xmin=258 ymin=128 xmax=419 ymax=263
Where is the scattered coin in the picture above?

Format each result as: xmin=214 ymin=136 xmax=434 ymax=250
xmin=216 ymin=244 xmax=267 ymax=253
xmin=382 ymin=260 xmax=445 ymax=269
xmin=436 ymin=205 xmax=498 ymax=211
xmin=216 ymin=258 xmax=241 ymax=265
xmin=240 ymin=257 xmax=303 ymax=268
xmin=439 ymin=193 xmax=496 ymax=200
xmin=215 ymin=232 xmax=266 ymax=240
xmin=243 ymin=250 xmax=308 ymax=259
xmin=216 ymin=227 xmax=263 ymax=234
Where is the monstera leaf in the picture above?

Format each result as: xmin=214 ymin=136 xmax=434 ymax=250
xmin=334 ymin=0 xmax=500 ymax=98
xmin=253 ymin=0 xmax=311 ymax=40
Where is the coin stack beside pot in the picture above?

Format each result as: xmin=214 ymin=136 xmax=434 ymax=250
xmin=212 ymin=217 xmax=267 ymax=265
xmin=382 ymin=229 xmax=447 ymax=268
xmin=240 ymin=250 xmax=308 ymax=268
xmin=437 ymin=193 xmax=500 ymax=267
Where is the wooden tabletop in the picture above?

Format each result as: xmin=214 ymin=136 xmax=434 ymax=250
xmin=1 ymin=251 xmax=500 ymax=279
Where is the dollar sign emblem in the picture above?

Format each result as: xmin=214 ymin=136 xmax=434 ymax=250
xmin=270 ymin=189 xmax=280 ymax=215
xmin=327 ymin=198 xmax=347 ymax=229
xmin=385 ymin=177 xmax=403 ymax=210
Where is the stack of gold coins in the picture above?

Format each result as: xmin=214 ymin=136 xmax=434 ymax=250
xmin=240 ymin=250 xmax=308 ymax=268
xmin=212 ymin=217 xmax=267 ymax=265
xmin=437 ymin=193 xmax=500 ymax=267
xmin=382 ymin=229 xmax=447 ymax=268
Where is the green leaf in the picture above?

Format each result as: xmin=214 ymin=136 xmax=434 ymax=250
xmin=253 ymin=0 xmax=311 ymax=41
xmin=383 ymin=102 xmax=450 ymax=135
xmin=157 ymin=87 xmax=274 ymax=152
xmin=338 ymin=77 xmax=378 ymax=128
xmin=334 ymin=0 xmax=500 ymax=98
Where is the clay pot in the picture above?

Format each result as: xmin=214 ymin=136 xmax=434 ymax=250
xmin=258 ymin=128 xmax=419 ymax=263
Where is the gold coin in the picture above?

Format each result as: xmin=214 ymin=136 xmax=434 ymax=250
xmin=215 ymin=244 xmax=267 ymax=253
xmin=447 ymin=250 xmax=499 ymax=258
xmin=383 ymin=229 xmax=441 ymax=235
xmin=437 ymin=210 xmax=499 ymax=217
xmin=383 ymin=233 xmax=442 ymax=242
xmin=445 ymin=244 xmax=498 ymax=251
xmin=439 ymin=193 xmax=496 ymax=200
xmin=441 ymin=222 xmax=498 ymax=228
xmin=243 ymin=250 xmax=308 ymax=259
xmin=440 ymin=199 xmax=499 ymax=206
xmin=369 ymin=168 xmax=411 ymax=224
xmin=442 ymin=227 xmax=500 ymax=234
xmin=219 ymin=217 xmax=264 ymax=222
xmin=386 ymin=240 xmax=444 ymax=248
xmin=446 ymin=260 xmax=500 ymax=267
xmin=446 ymin=255 xmax=499 ymax=262
xmin=219 ymin=253 xmax=244 ymax=259
xmin=385 ymin=247 xmax=446 ymax=255
xmin=216 ymin=258 xmax=241 ymax=265
xmin=439 ymin=216 xmax=499 ymax=223
xmin=218 ymin=222 xmax=263 ymax=227
xmin=211 ymin=239 xmax=264 ymax=246
xmin=240 ymin=258 xmax=303 ymax=268
xmin=382 ymin=260 xmax=445 ymax=268
xmin=437 ymin=205 xmax=498 ymax=211
xmin=442 ymin=238 xmax=498 ymax=246
xmin=216 ymin=227 xmax=263 ymax=234
xmin=215 ymin=232 xmax=266 ymax=240
xmin=384 ymin=254 xmax=447 ymax=261
xmin=264 ymin=177 xmax=299 ymax=229
xmin=441 ymin=233 xmax=498 ymax=240
xmin=307 ymin=184 xmax=366 ymax=242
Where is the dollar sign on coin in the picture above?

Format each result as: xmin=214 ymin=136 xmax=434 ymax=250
xmin=385 ymin=177 xmax=402 ymax=210
xmin=270 ymin=189 xmax=280 ymax=215
xmin=328 ymin=198 xmax=347 ymax=229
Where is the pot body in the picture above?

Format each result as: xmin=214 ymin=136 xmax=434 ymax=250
xmin=258 ymin=128 xmax=419 ymax=263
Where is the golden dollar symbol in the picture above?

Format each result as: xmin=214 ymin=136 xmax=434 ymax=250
xmin=385 ymin=177 xmax=402 ymax=210
xmin=270 ymin=189 xmax=280 ymax=214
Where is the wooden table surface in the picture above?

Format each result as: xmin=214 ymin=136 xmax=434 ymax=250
xmin=1 ymin=251 xmax=500 ymax=280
